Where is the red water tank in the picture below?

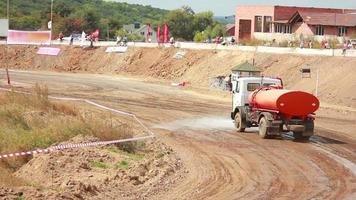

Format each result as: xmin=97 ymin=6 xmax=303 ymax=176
xmin=248 ymin=88 xmax=320 ymax=116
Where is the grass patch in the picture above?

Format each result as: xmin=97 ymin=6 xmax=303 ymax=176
xmin=0 ymin=84 xmax=138 ymax=171
xmin=90 ymin=161 xmax=109 ymax=169
xmin=108 ymin=147 xmax=144 ymax=161
xmin=114 ymin=160 xmax=130 ymax=170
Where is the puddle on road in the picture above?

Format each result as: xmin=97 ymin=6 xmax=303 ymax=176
xmin=154 ymin=116 xmax=235 ymax=131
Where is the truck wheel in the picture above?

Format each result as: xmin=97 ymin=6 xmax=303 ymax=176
xmin=234 ymin=112 xmax=245 ymax=132
xmin=293 ymin=132 xmax=311 ymax=141
xmin=258 ymin=117 xmax=269 ymax=139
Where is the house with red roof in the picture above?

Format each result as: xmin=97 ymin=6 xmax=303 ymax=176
xmin=235 ymin=5 xmax=356 ymax=42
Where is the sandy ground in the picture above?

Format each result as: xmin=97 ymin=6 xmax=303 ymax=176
xmin=0 ymin=70 xmax=355 ymax=199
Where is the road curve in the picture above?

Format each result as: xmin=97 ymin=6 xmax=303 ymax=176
xmin=2 ymin=70 xmax=356 ymax=200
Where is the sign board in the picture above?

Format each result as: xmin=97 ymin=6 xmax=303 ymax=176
xmin=37 ymin=47 xmax=61 ymax=56
xmin=105 ymin=46 xmax=128 ymax=53
xmin=7 ymin=30 xmax=51 ymax=45
xmin=301 ymin=67 xmax=311 ymax=78
xmin=0 ymin=19 xmax=9 ymax=37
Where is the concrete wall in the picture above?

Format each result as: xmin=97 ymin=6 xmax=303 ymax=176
xmin=2 ymin=41 xmax=356 ymax=57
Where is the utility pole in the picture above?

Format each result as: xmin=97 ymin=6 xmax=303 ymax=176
xmin=50 ymin=0 xmax=53 ymax=44
xmin=5 ymin=0 xmax=10 ymax=85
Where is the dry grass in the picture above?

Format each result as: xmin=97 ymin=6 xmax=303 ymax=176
xmin=0 ymin=84 xmax=138 ymax=173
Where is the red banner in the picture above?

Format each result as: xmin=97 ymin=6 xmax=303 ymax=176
xmin=7 ymin=30 xmax=51 ymax=45
xmin=163 ymin=24 xmax=169 ymax=43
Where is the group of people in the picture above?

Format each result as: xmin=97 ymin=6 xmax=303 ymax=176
xmin=296 ymin=39 xmax=353 ymax=52
xmin=116 ymin=35 xmax=128 ymax=46
xmin=342 ymin=40 xmax=353 ymax=55
xmin=212 ymin=36 xmax=236 ymax=45
xmin=58 ymin=31 xmax=96 ymax=48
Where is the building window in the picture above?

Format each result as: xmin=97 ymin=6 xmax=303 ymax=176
xmin=316 ymin=25 xmax=324 ymax=36
xmin=284 ymin=24 xmax=291 ymax=34
xmin=134 ymin=23 xmax=140 ymax=29
xmin=264 ymin=16 xmax=272 ymax=32
xmin=255 ymin=16 xmax=262 ymax=32
xmin=338 ymin=27 xmax=347 ymax=36
xmin=275 ymin=24 xmax=282 ymax=33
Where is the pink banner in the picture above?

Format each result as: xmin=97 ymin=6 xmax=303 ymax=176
xmin=37 ymin=47 xmax=61 ymax=56
xmin=7 ymin=30 xmax=51 ymax=45
xmin=163 ymin=24 xmax=169 ymax=43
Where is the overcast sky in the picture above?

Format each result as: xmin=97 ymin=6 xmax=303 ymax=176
xmin=114 ymin=0 xmax=356 ymax=16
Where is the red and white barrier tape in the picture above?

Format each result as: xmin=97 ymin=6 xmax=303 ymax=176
xmin=0 ymin=87 xmax=155 ymax=159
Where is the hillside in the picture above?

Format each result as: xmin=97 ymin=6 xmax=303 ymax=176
xmin=0 ymin=0 xmax=168 ymax=38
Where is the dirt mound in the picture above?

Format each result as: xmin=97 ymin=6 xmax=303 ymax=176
xmin=1 ymin=45 xmax=356 ymax=108
xmin=1 ymin=135 xmax=184 ymax=200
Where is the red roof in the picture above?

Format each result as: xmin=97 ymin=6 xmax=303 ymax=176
xmin=226 ymin=24 xmax=235 ymax=30
xmin=290 ymin=11 xmax=356 ymax=26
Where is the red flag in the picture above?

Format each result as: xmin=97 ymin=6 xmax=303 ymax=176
xmin=157 ymin=25 xmax=161 ymax=43
xmin=163 ymin=24 xmax=169 ymax=43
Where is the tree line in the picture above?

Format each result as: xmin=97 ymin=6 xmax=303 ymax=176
xmin=0 ymin=0 xmax=227 ymax=41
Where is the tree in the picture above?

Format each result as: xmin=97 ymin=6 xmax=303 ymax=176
xmin=193 ymin=11 xmax=214 ymax=32
xmin=166 ymin=6 xmax=195 ymax=40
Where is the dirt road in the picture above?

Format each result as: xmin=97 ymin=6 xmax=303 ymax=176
xmin=2 ymin=70 xmax=356 ymax=199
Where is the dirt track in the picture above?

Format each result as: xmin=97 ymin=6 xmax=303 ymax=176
xmin=1 ymin=70 xmax=356 ymax=199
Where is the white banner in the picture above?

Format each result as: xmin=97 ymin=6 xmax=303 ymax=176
xmin=106 ymin=46 xmax=128 ymax=53
xmin=0 ymin=19 xmax=9 ymax=37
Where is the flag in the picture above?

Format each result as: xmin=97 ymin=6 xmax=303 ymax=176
xmin=163 ymin=24 xmax=169 ymax=43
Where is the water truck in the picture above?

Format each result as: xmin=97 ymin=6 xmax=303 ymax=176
xmin=230 ymin=62 xmax=319 ymax=140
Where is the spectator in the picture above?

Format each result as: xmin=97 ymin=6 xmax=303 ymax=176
xmin=169 ymin=37 xmax=175 ymax=46
xmin=59 ymin=32 xmax=64 ymax=42
xmin=231 ymin=37 xmax=236 ymax=45
xmin=288 ymin=40 xmax=293 ymax=47
xmin=342 ymin=41 xmax=347 ymax=55
xmin=215 ymin=36 xmax=220 ymax=44
xmin=347 ymin=40 xmax=353 ymax=49
xmin=324 ymin=41 xmax=330 ymax=49
xmin=89 ymin=35 xmax=94 ymax=48
xmin=308 ymin=40 xmax=312 ymax=48
xmin=123 ymin=36 xmax=128 ymax=46
xmin=69 ymin=34 xmax=74 ymax=45
xmin=321 ymin=40 xmax=326 ymax=49
xmin=299 ymin=40 xmax=304 ymax=48
xmin=116 ymin=35 xmax=122 ymax=45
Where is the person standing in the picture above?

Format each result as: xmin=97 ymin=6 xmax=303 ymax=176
xmin=342 ymin=41 xmax=347 ymax=56
xmin=299 ymin=40 xmax=304 ymax=48
xmin=69 ymin=34 xmax=74 ymax=45
xmin=59 ymin=32 xmax=64 ymax=42
xmin=80 ymin=31 xmax=86 ymax=47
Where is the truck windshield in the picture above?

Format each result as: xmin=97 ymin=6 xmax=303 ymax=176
xmin=247 ymin=83 xmax=260 ymax=91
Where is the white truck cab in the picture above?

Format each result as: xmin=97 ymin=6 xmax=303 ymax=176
xmin=231 ymin=75 xmax=282 ymax=109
